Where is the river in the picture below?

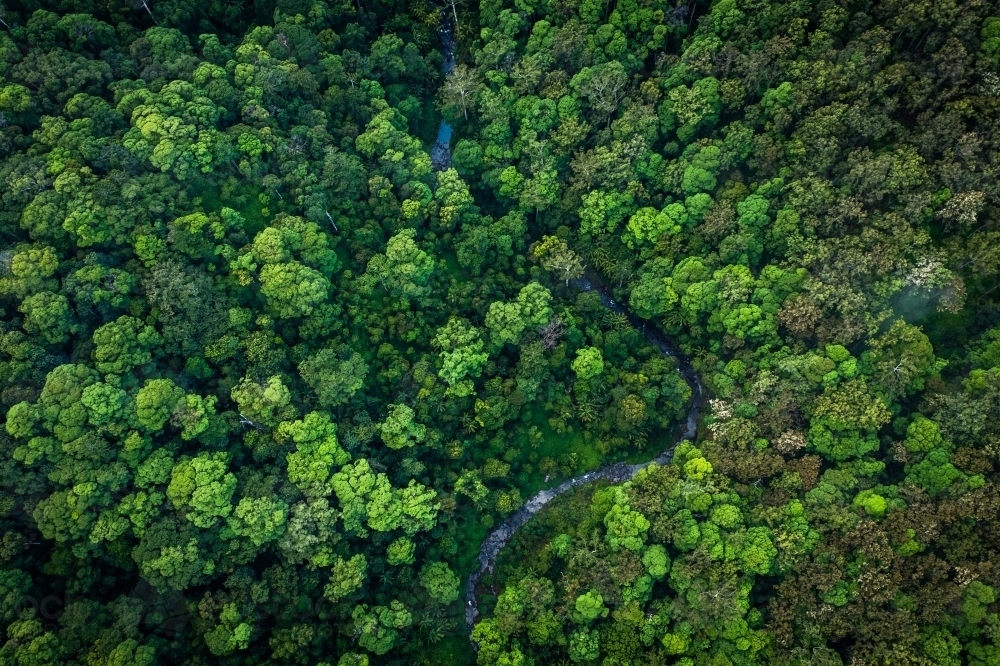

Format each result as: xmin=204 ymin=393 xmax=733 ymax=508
xmin=430 ymin=18 xmax=456 ymax=170
xmin=463 ymin=271 xmax=705 ymax=632
xmin=425 ymin=18 xmax=706 ymax=638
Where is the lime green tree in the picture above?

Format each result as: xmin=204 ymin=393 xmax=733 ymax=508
xmin=572 ymin=347 xmax=605 ymax=380
xmin=166 ymin=453 xmax=237 ymax=528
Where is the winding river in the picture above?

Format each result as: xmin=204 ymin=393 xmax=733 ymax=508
xmin=463 ymin=272 xmax=705 ymax=632
xmin=430 ymin=18 xmax=456 ymax=171
xmin=427 ymin=18 xmax=706 ymax=638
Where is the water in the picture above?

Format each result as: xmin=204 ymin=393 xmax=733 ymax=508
xmin=431 ymin=19 xmax=457 ymax=170
xmin=464 ymin=270 xmax=705 ymax=634
xmin=425 ymin=20 xmax=707 ymax=639
xmin=430 ymin=117 xmax=453 ymax=170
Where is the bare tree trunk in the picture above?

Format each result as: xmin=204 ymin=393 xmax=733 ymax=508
xmin=137 ymin=0 xmax=158 ymax=24
xmin=325 ymin=211 xmax=339 ymax=233
xmin=0 ymin=10 xmax=28 ymax=55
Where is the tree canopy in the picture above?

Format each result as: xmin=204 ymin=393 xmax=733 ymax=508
xmin=1 ymin=0 xmax=1000 ymax=664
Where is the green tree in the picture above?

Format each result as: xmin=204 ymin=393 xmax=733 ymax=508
xmin=166 ymin=453 xmax=237 ymax=528
xmin=279 ymin=412 xmax=350 ymax=498
xmin=351 ymin=601 xmax=412 ymax=655
xmin=517 ymin=282 xmax=553 ymax=329
xmin=259 ymin=260 xmax=330 ymax=319
xmin=661 ymin=77 xmax=721 ymax=142
xmin=338 ymin=654 xmax=369 ymax=666
xmin=0 ymin=246 xmax=58 ymax=297
xmin=623 ymin=204 xmax=686 ymax=248
xmin=171 ymin=393 xmax=217 ymax=440
xmin=92 ymin=316 xmax=162 ymax=375
xmin=419 ymin=562 xmax=460 ymax=604
xmin=8 ymin=363 xmax=97 ymax=444
xmin=573 ymin=590 xmax=608 ymax=623
xmin=906 ymin=449 xmax=964 ymax=497
xmin=530 ymin=235 xmax=585 ymax=285
xmin=434 ymin=168 xmax=478 ymax=231
xmin=386 ymin=537 xmax=416 ymax=566
xmin=80 ymin=382 xmax=129 ymax=427
xmin=681 ymin=145 xmax=721 ymax=195
xmin=434 ymin=317 xmax=489 ymax=396
xmin=203 ymin=603 xmax=252 ymax=656
xmin=389 ymin=479 xmax=440 ymax=534
xmin=298 ymin=348 xmax=368 ymax=407
xmin=572 ymin=346 xmax=605 ymax=380
xmin=361 ymin=228 xmax=435 ymax=301
xmin=331 ymin=459 xmax=380 ymax=535
xmin=135 ymin=378 xmax=185 ymax=432
xmin=904 ymin=415 xmax=945 ymax=454
xmin=19 ymin=292 xmax=75 ymax=344
xmin=486 ymin=283 xmax=554 ymax=349
xmin=579 ymin=189 xmax=634 ymax=235
xmin=120 ymin=79 xmax=228 ymax=179
xmin=325 ymin=554 xmax=368 ymax=602
xmin=642 ymin=545 xmax=670 ymax=579
xmin=228 ymin=496 xmax=288 ymax=546
xmin=486 ymin=301 xmax=528 ymax=349
xmin=630 ymin=267 xmax=679 ymax=319
xmin=379 ymin=404 xmax=426 ymax=450
xmin=568 ymin=627 xmax=600 ymax=662
xmin=231 ymin=375 xmax=296 ymax=427
xmin=603 ymin=500 xmax=649 ymax=552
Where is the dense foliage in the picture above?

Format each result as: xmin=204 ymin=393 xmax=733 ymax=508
xmin=458 ymin=0 xmax=1000 ymax=665
xmin=1 ymin=0 xmax=1000 ymax=664
xmin=0 ymin=1 xmax=691 ymax=664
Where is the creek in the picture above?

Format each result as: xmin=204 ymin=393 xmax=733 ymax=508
xmin=430 ymin=18 xmax=456 ymax=170
xmin=463 ymin=271 xmax=705 ymax=633
xmin=427 ymin=20 xmax=706 ymax=638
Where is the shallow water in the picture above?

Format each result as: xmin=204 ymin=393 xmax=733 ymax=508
xmin=431 ymin=20 xmax=456 ymax=170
